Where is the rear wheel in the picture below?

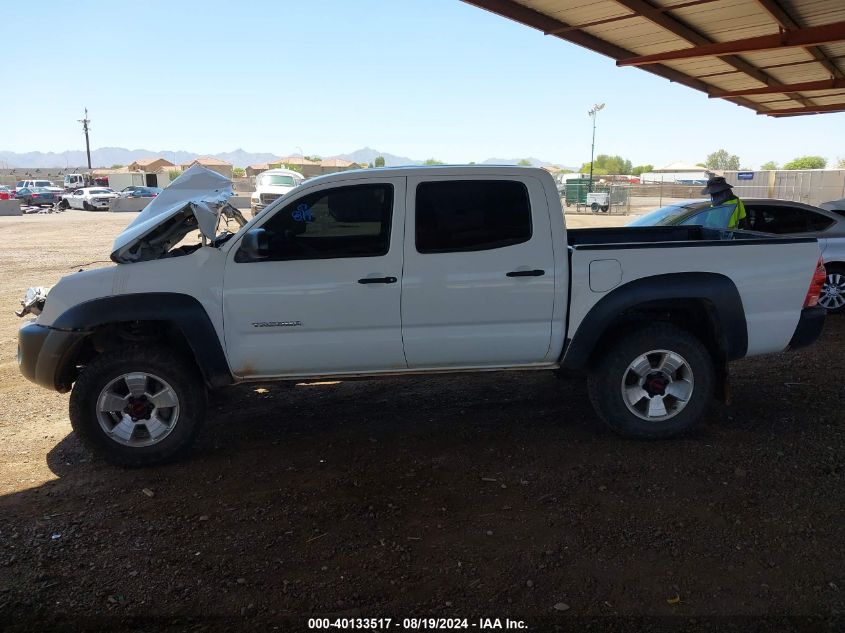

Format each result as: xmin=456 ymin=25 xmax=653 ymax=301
xmin=587 ymin=324 xmax=714 ymax=439
xmin=590 ymin=202 xmax=599 ymax=212
xmin=69 ymin=346 xmax=206 ymax=466
xmin=82 ymin=201 xmax=92 ymax=210
xmin=819 ymin=264 xmax=845 ymax=314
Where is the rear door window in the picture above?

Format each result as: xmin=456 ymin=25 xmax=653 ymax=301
xmin=415 ymin=180 xmax=532 ymax=253
xmin=745 ymin=205 xmax=825 ymax=234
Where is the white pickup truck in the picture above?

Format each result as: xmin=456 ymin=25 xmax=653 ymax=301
xmin=17 ymin=165 xmax=827 ymax=466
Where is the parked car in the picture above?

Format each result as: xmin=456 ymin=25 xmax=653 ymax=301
xmin=250 ymin=168 xmax=303 ymax=212
xmin=0 ymin=186 xmax=12 ymax=200
xmin=15 ymin=179 xmax=62 ymax=194
xmin=121 ymin=186 xmax=162 ymax=198
xmin=60 ymin=187 xmax=119 ymax=211
xmin=15 ymin=186 xmax=60 ymax=206
xmin=629 ymin=198 xmax=845 ymax=313
xmin=16 ymin=165 xmax=826 ymax=466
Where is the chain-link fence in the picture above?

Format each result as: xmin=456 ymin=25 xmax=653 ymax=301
xmin=562 ymin=171 xmax=845 ymax=216
xmin=561 ymin=182 xmax=703 ymax=216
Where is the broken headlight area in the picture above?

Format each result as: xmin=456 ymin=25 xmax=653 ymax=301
xmin=15 ymin=286 xmax=49 ymax=318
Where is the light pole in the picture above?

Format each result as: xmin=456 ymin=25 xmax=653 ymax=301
xmin=587 ymin=103 xmax=605 ymax=192
xmin=78 ymin=108 xmax=92 ymax=170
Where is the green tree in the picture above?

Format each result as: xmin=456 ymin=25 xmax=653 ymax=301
xmin=374 ymin=156 xmax=385 ymax=167
xmin=232 ymin=167 xmax=246 ymax=178
xmin=110 ymin=163 xmax=124 ymax=169
xmin=304 ymin=155 xmax=322 ymax=163
xmin=704 ymin=149 xmax=740 ymax=171
xmin=424 ymin=158 xmax=445 ymax=165
xmin=760 ymin=160 xmax=778 ymax=170
xmin=579 ymin=154 xmax=632 ymax=175
xmin=517 ymin=159 xmax=532 ymax=166
xmin=837 ymin=157 xmax=845 ymax=169
xmin=167 ymin=169 xmax=182 ymax=181
xmin=783 ymin=155 xmax=827 ymax=170
xmin=283 ymin=163 xmax=303 ymax=174
xmin=631 ymin=164 xmax=654 ymax=176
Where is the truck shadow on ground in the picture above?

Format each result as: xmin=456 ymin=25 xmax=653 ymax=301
xmin=2 ymin=320 xmax=842 ymax=626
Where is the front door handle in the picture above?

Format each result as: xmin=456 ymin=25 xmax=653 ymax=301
xmin=506 ymin=269 xmax=545 ymax=277
xmin=358 ymin=276 xmax=398 ymax=284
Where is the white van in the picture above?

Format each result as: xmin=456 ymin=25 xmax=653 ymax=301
xmin=250 ymin=168 xmax=303 ymax=212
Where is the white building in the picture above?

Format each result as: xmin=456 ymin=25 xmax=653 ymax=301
xmin=640 ymin=162 xmax=709 ymax=184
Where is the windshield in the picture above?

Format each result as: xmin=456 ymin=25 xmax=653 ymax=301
xmin=89 ymin=188 xmax=113 ymax=194
xmin=35 ymin=180 xmax=53 ymax=187
xmin=258 ymin=174 xmax=298 ymax=187
xmin=627 ymin=202 xmax=706 ymax=226
xmin=31 ymin=187 xmax=50 ymax=192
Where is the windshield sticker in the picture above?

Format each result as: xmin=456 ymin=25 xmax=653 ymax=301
xmin=292 ymin=203 xmax=315 ymax=222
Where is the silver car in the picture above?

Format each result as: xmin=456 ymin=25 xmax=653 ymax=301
xmin=629 ymin=198 xmax=845 ymax=313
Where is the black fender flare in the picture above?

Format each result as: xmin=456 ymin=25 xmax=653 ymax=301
xmin=562 ymin=272 xmax=747 ymax=369
xmin=52 ymin=292 xmax=233 ymax=388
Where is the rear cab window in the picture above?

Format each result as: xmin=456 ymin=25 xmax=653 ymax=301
xmin=415 ymin=180 xmax=532 ymax=253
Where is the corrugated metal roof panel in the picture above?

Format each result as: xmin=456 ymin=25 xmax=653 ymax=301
xmin=785 ymin=0 xmax=845 ymax=28
xmin=465 ymin=0 xmax=845 ymax=115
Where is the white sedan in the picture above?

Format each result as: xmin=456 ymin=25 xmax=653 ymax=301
xmin=61 ymin=187 xmax=119 ymax=211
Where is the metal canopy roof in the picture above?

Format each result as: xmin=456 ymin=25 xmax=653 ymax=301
xmin=464 ymin=0 xmax=845 ymax=117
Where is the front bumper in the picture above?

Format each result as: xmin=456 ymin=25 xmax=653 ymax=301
xmin=18 ymin=321 xmax=89 ymax=392
xmin=787 ymin=306 xmax=826 ymax=351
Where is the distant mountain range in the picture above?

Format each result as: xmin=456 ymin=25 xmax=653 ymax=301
xmin=0 ymin=146 xmax=570 ymax=170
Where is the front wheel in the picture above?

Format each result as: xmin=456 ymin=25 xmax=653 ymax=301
xmin=818 ymin=264 xmax=845 ymax=314
xmin=587 ymin=323 xmax=714 ymax=439
xmin=69 ymin=346 xmax=207 ymax=466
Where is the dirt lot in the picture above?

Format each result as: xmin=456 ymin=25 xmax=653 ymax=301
xmin=0 ymin=211 xmax=842 ymax=632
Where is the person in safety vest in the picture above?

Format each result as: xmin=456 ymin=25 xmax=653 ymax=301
xmin=701 ymin=175 xmax=746 ymax=229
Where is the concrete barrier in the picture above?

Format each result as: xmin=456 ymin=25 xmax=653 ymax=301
xmin=110 ymin=197 xmax=151 ymax=213
xmin=0 ymin=199 xmax=22 ymax=216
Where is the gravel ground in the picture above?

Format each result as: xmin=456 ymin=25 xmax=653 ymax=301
xmin=0 ymin=211 xmax=842 ymax=632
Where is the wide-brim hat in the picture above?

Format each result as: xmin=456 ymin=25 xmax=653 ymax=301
xmin=701 ymin=176 xmax=734 ymax=195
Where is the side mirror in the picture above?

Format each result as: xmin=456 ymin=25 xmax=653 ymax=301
xmin=236 ymin=228 xmax=270 ymax=262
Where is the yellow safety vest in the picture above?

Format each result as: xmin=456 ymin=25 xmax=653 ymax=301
xmin=719 ymin=198 xmax=746 ymax=229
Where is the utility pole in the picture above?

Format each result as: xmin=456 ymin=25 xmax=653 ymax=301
xmin=78 ymin=108 xmax=92 ymax=170
xmin=587 ymin=103 xmax=605 ymax=192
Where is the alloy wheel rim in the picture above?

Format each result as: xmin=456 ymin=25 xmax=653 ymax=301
xmin=620 ymin=349 xmax=694 ymax=422
xmin=95 ymin=372 xmax=180 ymax=447
xmin=818 ymin=273 xmax=845 ymax=310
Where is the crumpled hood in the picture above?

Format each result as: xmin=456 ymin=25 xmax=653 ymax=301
xmin=110 ymin=165 xmax=234 ymax=263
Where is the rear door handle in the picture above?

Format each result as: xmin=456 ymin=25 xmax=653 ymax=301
xmin=358 ymin=276 xmax=398 ymax=284
xmin=506 ymin=269 xmax=545 ymax=277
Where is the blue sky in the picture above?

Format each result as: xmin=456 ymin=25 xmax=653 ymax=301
xmin=3 ymin=0 xmax=843 ymax=168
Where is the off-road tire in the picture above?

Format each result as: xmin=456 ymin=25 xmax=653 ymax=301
xmin=587 ymin=323 xmax=714 ymax=439
xmin=69 ymin=346 xmax=206 ymax=466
